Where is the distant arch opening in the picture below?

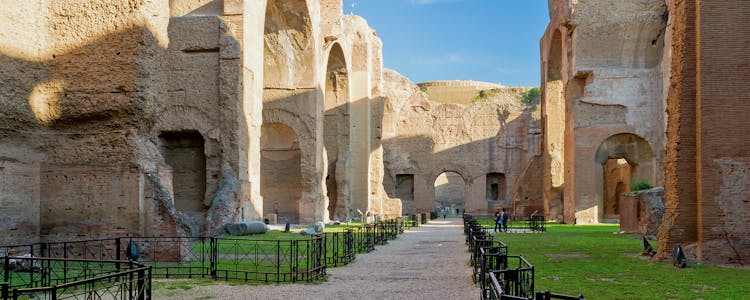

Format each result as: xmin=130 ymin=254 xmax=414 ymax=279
xmin=595 ymin=133 xmax=655 ymax=222
xmin=603 ymin=158 xmax=632 ymax=220
xmin=434 ymin=172 xmax=465 ymax=215
xmin=261 ymin=123 xmax=302 ymax=224
xmin=159 ymin=130 xmax=207 ymax=236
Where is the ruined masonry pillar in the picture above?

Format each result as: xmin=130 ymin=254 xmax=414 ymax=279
xmin=350 ymin=71 xmax=372 ymax=216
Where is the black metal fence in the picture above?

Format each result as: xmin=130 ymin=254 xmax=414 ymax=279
xmin=499 ymin=216 xmax=547 ymax=233
xmin=403 ymin=215 xmax=421 ymax=227
xmin=326 ymin=230 xmax=355 ymax=267
xmin=479 ymin=242 xmax=509 ymax=298
xmin=487 ymin=255 xmax=535 ymax=298
xmin=463 ymin=214 xmax=584 ymax=300
xmin=1 ymin=218 xmax=409 ymax=288
xmin=209 ymin=236 xmax=327 ymax=283
xmin=1 ymin=256 xmax=150 ymax=300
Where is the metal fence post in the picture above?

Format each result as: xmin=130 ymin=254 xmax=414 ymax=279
xmin=116 ymin=238 xmax=122 ymax=261
xmin=276 ymin=240 xmax=280 ymax=283
xmin=3 ymin=256 xmax=9 ymax=284
xmin=137 ymin=268 xmax=145 ymax=300
xmin=115 ymin=238 xmax=121 ymax=272
xmin=210 ymin=238 xmax=217 ymax=280
xmin=535 ymin=290 xmax=546 ymax=300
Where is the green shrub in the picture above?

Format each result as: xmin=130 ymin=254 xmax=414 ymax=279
xmin=631 ymin=179 xmax=653 ymax=192
xmin=474 ymin=89 xmax=500 ymax=101
xmin=521 ymin=87 xmax=540 ymax=106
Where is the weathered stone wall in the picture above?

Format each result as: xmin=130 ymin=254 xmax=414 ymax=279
xmin=0 ymin=0 xmax=262 ymax=244
xmin=539 ymin=0 xmax=666 ymax=224
xmin=0 ymin=0 xmax=397 ymax=247
xmin=620 ymin=187 xmax=664 ymax=236
xmin=659 ymin=0 xmax=750 ymax=265
xmin=0 ymin=0 xmax=177 ymax=243
xmin=0 ymin=0 xmax=46 ymax=245
xmin=260 ymin=1 xmax=391 ymax=223
xmin=382 ymin=71 xmax=535 ymax=216
xmin=417 ymin=81 xmax=504 ymax=104
xmin=537 ymin=0 xmax=750 ymax=265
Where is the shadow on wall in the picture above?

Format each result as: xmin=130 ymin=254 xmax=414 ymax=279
xmin=0 ymin=23 xmax=250 ymax=243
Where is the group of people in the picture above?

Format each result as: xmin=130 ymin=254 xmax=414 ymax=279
xmin=494 ymin=207 xmax=509 ymax=232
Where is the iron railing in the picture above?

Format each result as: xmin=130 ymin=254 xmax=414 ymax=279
xmin=463 ymin=214 xmax=582 ymax=300
xmin=1 ymin=219 xmax=408 ymax=286
xmin=487 ymin=255 xmax=534 ymax=298
xmin=325 ymin=230 xmax=355 ymax=267
xmin=1 ymin=257 xmax=150 ymax=300
xmin=479 ymin=242 xmax=509 ymax=297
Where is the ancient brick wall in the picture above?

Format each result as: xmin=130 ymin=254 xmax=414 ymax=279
xmin=658 ymin=0 xmax=700 ymax=261
xmin=694 ymin=0 xmax=750 ymax=265
xmin=659 ymin=0 xmax=750 ymax=264
xmin=539 ymin=0 xmax=666 ymax=224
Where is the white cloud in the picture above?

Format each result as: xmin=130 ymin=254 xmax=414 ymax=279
xmin=447 ymin=53 xmax=464 ymax=63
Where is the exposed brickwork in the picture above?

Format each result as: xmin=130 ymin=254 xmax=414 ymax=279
xmin=659 ymin=0 xmax=750 ymax=264
xmin=694 ymin=0 xmax=750 ymax=263
xmin=658 ymin=0 xmax=699 ymax=259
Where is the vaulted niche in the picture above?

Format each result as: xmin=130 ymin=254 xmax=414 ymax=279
xmin=159 ymin=130 xmax=207 ymax=236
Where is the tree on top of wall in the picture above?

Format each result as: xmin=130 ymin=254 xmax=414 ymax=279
xmin=521 ymin=87 xmax=541 ymax=106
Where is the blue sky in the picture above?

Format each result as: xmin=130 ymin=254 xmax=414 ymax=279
xmin=343 ymin=0 xmax=549 ymax=87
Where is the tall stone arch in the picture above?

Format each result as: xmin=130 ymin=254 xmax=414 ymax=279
xmin=322 ymin=42 xmax=352 ymax=219
xmin=261 ymin=0 xmax=326 ymax=223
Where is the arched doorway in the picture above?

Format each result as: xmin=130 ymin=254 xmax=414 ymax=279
xmin=486 ymin=172 xmax=506 ymax=212
xmin=324 ymin=43 xmax=350 ymax=220
xmin=595 ymin=133 xmax=655 ymax=222
xmin=261 ymin=123 xmax=302 ymax=224
xmin=159 ymin=130 xmax=207 ymax=236
xmin=434 ymin=172 xmax=465 ymax=215
xmin=603 ymin=158 xmax=631 ymax=220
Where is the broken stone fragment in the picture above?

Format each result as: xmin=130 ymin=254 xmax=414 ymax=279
xmin=226 ymin=221 xmax=269 ymax=236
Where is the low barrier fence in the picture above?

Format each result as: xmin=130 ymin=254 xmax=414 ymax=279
xmin=1 ymin=219 xmax=409 ymax=288
xmin=479 ymin=242 xmax=509 ymax=297
xmin=493 ymin=216 xmax=547 ymax=233
xmin=1 ymin=257 xmax=150 ymax=300
xmin=403 ymin=215 xmax=420 ymax=228
xmin=463 ymin=214 xmax=584 ymax=300
xmin=326 ymin=229 xmax=355 ymax=267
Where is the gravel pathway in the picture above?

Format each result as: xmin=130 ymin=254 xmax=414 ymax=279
xmin=156 ymin=217 xmax=477 ymax=299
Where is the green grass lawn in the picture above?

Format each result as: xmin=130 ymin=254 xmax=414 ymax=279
xmin=476 ymin=218 xmax=750 ymax=299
